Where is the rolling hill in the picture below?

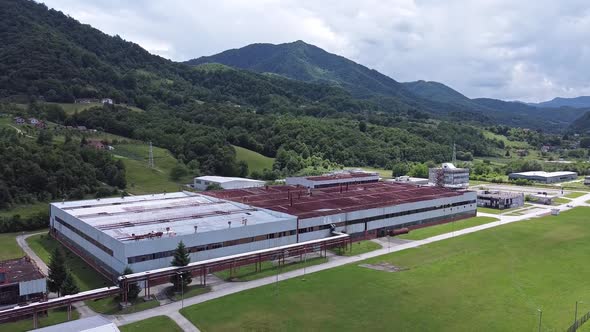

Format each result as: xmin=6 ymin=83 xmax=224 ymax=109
xmin=530 ymin=96 xmax=590 ymax=108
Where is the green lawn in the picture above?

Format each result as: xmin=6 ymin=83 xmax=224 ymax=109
xmin=214 ymin=257 xmax=328 ymax=282
xmin=398 ymin=216 xmax=498 ymax=240
xmin=565 ymin=192 xmax=586 ymax=199
xmin=181 ymin=208 xmax=590 ymax=331
xmin=26 ymin=234 xmax=112 ymax=290
xmin=44 ymin=102 xmax=144 ymax=115
xmin=87 ymin=295 xmax=159 ymax=315
xmin=554 ymin=197 xmax=571 ymax=205
xmin=119 ymin=316 xmax=183 ymax=332
xmin=233 ymin=145 xmax=274 ymax=174
xmin=0 ymin=201 xmax=47 ymax=218
xmin=0 ymin=308 xmax=80 ymax=332
xmin=114 ymin=143 xmax=193 ymax=194
xmin=0 ymin=232 xmax=25 ymax=260
xmin=167 ymin=285 xmax=211 ymax=301
xmin=332 ymin=240 xmax=382 ymax=256
xmin=476 ymin=207 xmax=504 ymax=214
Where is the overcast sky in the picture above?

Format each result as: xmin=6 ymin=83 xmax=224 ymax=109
xmin=42 ymin=0 xmax=590 ymax=102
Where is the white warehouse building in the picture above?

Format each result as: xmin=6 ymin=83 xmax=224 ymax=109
xmin=193 ymin=176 xmax=265 ymax=191
xmin=508 ymin=171 xmax=578 ymax=184
xmin=286 ymin=170 xmax=379 ymax=188
xmin=50 ymin=183 xmax=476 ymax=276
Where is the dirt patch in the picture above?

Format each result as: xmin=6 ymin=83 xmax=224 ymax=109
xmin=359 ymin=262 xmax=408 ymax=273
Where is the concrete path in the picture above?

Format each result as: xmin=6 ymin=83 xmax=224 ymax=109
xmin=16 ymin=192 xmax=590 ymax=330
xmin=16 ymin=231 xmax=95 ymax=318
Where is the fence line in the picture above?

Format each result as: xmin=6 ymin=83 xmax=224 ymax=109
xmin=566 ymin=310 xmax=590 ymax=332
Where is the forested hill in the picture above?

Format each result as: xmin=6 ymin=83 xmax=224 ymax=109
xmin=569 ymin=111 xmax=590 ymax=133
xmin=0 ymin=0 xmax=501 ymax=179
xmin=187 ymin=40 xmax=411 ymax=99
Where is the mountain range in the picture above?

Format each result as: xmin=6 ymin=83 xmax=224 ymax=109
xmin=187 ymin=41 xmax=587 ymax=131
xmin=527 ymin=96 xmax=590 ymax=109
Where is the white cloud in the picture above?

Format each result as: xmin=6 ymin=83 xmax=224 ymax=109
xmin=41 ymin=0 xmax=590 ymax=102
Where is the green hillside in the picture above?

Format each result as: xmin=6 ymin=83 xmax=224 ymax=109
xmin=113 ymin=143 xmax=193 ymax=194
xmin=233 ymin=145 xmax=274 ymax=174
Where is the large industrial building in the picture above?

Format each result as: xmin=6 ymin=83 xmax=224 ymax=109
xmin=428 ymin=163 xmax=470 ymax=189
xmin=50 ymin=183 xmax=476 ymax=276
xmin=508 ymin=171 xmax=578 ymax=184
xmin=286 ymin=170 xmax=379 ymax=188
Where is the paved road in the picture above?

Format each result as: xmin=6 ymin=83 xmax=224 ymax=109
xmin=16 ymin=192 xmax=590 ymax=331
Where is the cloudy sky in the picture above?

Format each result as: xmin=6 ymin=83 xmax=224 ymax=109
xmin=42 ymin=0 xmax=590 ymax=102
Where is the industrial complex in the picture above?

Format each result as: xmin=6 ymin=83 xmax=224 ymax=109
xmin=49 ymin=183 xmax=476 ymax=276
xmin=508 ymin=171 xmax=578 ymax=183
xmin=477 ymin=190 xmax=525 ymax=210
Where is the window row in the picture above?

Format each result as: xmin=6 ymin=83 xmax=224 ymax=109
xmin=54 ymin=216 xmax=113 ymax=256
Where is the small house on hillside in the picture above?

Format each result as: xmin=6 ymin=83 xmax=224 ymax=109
xmin=86 ymin=139 xmax=106 ymax=150
xmin=101 ymin=98 xmax=113 ymax=105
xmin=14 ymin=117 xmax=25 ymax=125
xmin=77 ymin=126 xmax=87 ymax=131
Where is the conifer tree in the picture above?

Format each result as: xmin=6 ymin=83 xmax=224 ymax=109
xmin=60 ymin=270 xmax=79 ymax=295
xmin=170 ymin=241 xmax=191 ymax=291
xmin=123 ymin=266 xmax=141 ymax=300
xmin=47 ymin=248 xmax=66 ymax=296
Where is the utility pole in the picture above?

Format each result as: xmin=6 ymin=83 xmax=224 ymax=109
xmin=148 ymin=141 xmax=154 ymax=168
xmin=452 ymin=142 xmax=457 ymax=164
xmin=538 ymin=309 xmax=542 ymax=332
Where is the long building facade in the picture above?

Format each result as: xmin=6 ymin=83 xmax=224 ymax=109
xmin=50 ymin=183 xmax=476 ymax=277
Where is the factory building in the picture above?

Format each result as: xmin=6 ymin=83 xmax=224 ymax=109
xmin=50 ymin=183 xmax=476 ymax=276
xmin=477 ymin=190 xmax=525 ymax=210
xmin=285 ymin=170 xmax=379 ymax=189
xmin=428 ymin=163 xmax=470 ymax=189
xmin=388 ymin=176 xmax=429 ymax=186
xmin=193 ymin=176 xmax=265 ymax=191
xmin=0 ymin=257 xmax=46 ymax=305
xmin=508 ymin=171 xmax=578 ymax=184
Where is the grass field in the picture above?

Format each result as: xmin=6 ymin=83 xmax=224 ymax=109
xmin=26 ymin=234 xmax=112 ymax=290
xmin=332 ymin=240 xmax=382 ymax=256
xmin=398 ymin=216 xmax=498 ymax=240
xmin=47 ymin=102 xmax=144 ymax=114
xmin=167 ymin=285 xmax=211 ymax=301
xmin=0 ymin=232 xmax=24 ymax=260
xmin=181 ymin=209 xmax=590 ymax=331
xmin=114 ymin=143 xmax=193 ymax=194
xmin=233 ymin=145 xmax=274 ymax=174
xmin=119 ymin=316 xmax=183 ymax=332
xmin=1 ymin=308 xmax=80 ymax=332
xmin=565 ymin=192 xmax=586 ymax=199
xmin=0 ymin=201 xmax=47 ymax=219
xmin=214 ymin=257 xmax=328 ymax=282
xmin=87 ymin=296 xmax=159 ymax=315
xmin=554 ymin=197 xmax=571 ymax=205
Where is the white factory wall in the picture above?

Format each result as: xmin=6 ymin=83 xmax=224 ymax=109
xmin=194 ymin=179 xmax=265 ymax=191
xmin=124 ymin=216 xmax=298 ymax=272
xmin=19 ymin=278 xmax=46 ymax=296
xmin=50 ymin=205 xmax=127 ymax=273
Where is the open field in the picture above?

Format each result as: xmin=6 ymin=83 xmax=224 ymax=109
xmin=114 ymin=143 xmax=193 ymax=194
xmin=1 ymin=308 xmax=80 ymax=332
xmin=554 ymin=197 xmax=571 ymax=205
xmin=398 ymin=216 xmax=498 ymax=240
xmin=26 ymin=234 xmax=111 ymax=290
xmin=47 ymin=102 xmax=144 ymax=114
xmin=233 ymin=145 xmax=274 ymax=174
xmin=181 ymin=208 xmax=590 ymax=331
xmin=119 ymin=315 xmax=183 ymax=332
xmin=167 ymin=285 xmax=211 ymax=301
xmin=0 ymin=230 xmax=47 ymax=260
xmin=214 ymin=257 xmax=328 ymax=282
xmin=0 ymin=201 xmax=47 ymax=219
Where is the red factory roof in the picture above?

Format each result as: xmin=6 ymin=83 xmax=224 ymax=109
xmin=304 ymin=172 xmax=378 ymax=181
xmin=0 ymin=257 xmax=44 ymax=285
xmin=203 ymin=182 xmax=471 ymax=219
